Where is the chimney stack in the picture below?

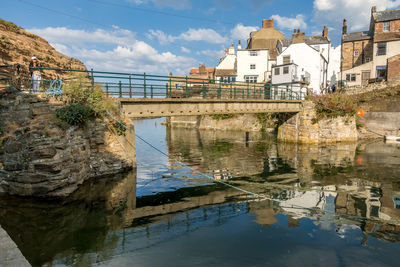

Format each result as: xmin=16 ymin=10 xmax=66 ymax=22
xmin=322 ymin=26 xmax=328 ymax=37
xmin=238 ymin=40 xmax=242 ymax=50
xmin=262 ymin=19 xmax=274 ymax=28
xmin=293 ymin=29 xmax=296 ymax=33
xmin=371 ymin=6 xmax=376 ymax=13
xmin=342 ymin=19 xmax=347 ymax=35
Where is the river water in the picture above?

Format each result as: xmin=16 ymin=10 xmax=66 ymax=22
xmin=1 ymin=118 xmax=400 ymax=266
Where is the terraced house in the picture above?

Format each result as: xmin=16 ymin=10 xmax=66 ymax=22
xmin=340 ymin=6 xmax=400 ymax=86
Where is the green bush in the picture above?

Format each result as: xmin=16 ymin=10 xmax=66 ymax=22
xmin=308 ymin=93 xmax=357 ymax=121
xmin=62 ymin=75 xmax=116 ymax=117
xmin=56 ymin=104 xmax=93 ymax=126
xmin=113 ymin=122 xmax=126 ymax=136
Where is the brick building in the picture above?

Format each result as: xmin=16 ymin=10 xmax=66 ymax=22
xmin=340 ymin=6 xmax=400 ymax=86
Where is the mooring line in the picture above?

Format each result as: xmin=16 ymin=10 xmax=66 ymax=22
xmin=106 ymin=111 xmax=261 ymax=198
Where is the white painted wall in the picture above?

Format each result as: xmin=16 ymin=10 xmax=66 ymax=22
xmin=373 ymin=40 xmax=400 ymax=76
xmin=237 ymin=50 xmax=269 ymax=83
xmin=277 ymin=43 xmax=327 ymax=94
xmin=271 ymin=64 xmax=298 ymax=84
xmin=216 ymin=54 xmax=236 ymax=70
xmin=328 ymin=46 xmax=341 ymax=85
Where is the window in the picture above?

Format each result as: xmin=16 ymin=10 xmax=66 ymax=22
xmin=376 ymin=66 xmax=387 ymax=79
xmin=383 ymin=21 xmax=390 ymax=32
xmin=283 ymin=66 xmax=289 ymax=74
xmin=250 ymin=64 xmax=256 ymax=69
xmin=365 ymin=57 xmax=371 ymax=63
xmin=377 ymin=42 xmax=387 ymax=56
xmin=245 ymin=76 xmax=258 ymax=83
xmin=223 ymin=76 xmax=230 ymax=83
xmin=283 ymin=55 xmax=291 ymax=65
xmin=354 ymin=50 xmax=359 ymax=57
xmin=274 ymin=68 xmax=280 ymax=75
xmin=249 ymin=51 xmax=258 ymax=56
xmin=231 ymin=77 xmax=236 ymax=82
xmin=346 ymin=73 xmax=356 ymax=82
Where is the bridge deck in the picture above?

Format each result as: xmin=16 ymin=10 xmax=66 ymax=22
xmin=119 ymin=98 xmax=302 ymax=118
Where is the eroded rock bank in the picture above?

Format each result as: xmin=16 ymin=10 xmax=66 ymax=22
xmin=0 ymin=93 xmax=135 ymax=197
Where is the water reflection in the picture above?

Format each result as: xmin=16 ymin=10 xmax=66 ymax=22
xmin=0 ymin=121 xmax=400 ymax=266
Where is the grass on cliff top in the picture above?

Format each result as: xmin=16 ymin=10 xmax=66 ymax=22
xmin=0 ymin=19 xmax=21 ymax=33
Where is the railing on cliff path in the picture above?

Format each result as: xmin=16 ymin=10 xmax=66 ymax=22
xmin=21 ymin=66 xmax=308 ymax=100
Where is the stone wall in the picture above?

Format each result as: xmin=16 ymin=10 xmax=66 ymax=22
xmin=167 ymin=114 xmax=272 ymax=132
xmin=277 ymin=101 xmax=358 ymax=144
xmin=0 ymin=93 xmax=135 ymax=197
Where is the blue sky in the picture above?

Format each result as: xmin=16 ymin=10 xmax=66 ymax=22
xmin=2 ymin=0 xmax=400 ymax=75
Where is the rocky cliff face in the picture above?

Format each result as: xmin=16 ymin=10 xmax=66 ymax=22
xmin=0 ymin=18 xmax=85 ymax=79
xmin=0 ymin=92 xmax=135 ymax=197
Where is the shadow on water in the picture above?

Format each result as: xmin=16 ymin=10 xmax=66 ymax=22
xmin=1 ymin=121 xmax=400 ymax=266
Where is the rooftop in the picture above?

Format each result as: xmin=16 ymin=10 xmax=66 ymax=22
xmin=343 ymin=31 xmax=372 ymax=42
xmin=281 ymin=35 xmax=330 ymax=47
xmin=375 ymin=8 xmax=400 ymax=22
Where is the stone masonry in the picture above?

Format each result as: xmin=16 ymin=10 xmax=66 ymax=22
xmin=277 ymin=101 xmax=358 ymax=144
xmin=0 ymin=93 xmax=135 ymax=197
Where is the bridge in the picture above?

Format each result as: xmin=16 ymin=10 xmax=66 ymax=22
xmin=23 ymin=67 xmax=307 ymax=118
xmin=120 ymin=98 xmax=302 ymax=118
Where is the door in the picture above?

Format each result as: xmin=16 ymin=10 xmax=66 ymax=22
xmin=362 ymin=71 xmax=370 ymax=86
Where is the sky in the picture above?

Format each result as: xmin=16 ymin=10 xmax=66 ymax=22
xmin=2 ymin=0 xmax=400 ymax=75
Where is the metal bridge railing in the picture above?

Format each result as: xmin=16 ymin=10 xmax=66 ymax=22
xmin=23 ymin=67 xmax=308 ymax=100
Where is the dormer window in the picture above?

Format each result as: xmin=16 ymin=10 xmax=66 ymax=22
xmin=383 ymin=21 xmax=390 ymax=32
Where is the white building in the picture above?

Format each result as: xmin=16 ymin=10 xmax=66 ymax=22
xmin=215 ymin=44 xmax=237 ymax=83
xmin=237 ymin=49 xmax=269 ymax=83
xmin=274 ymin=32 xmax=329 ymax=94
xmin=236 ymin=19 xmax=284 ymax=83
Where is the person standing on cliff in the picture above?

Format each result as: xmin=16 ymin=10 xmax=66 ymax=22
xmin=29 ymin=56 xmax=41 ymax=92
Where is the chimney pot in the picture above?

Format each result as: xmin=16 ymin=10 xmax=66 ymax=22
xmin=322 ymin=25 xmax=328 ymax=37
xmin=342 ymin=19 xmax=347 ymax=35
xmin=294 ymin=29 xmax=296 ymax=33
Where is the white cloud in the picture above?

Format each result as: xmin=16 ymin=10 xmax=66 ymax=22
xmin=30 ymin=27 xmax=196 ymax=75
xmin=230 ymin=23 xmax=259 ymax=41
xmin=146 ymin=29 xmax=174 ymax=45
xmin=196 ymin=49 xmax=225 ymax=59
xmin=127 ymin=0 xmax=191 ymax=10
xmin=181 ymin=46 xmax=191 ymax=53
xmin=29 ymin=26 xmax=136 ymax=46
xmin=313 ymin=0 xmax=400 ymax=31
xmin=314 ymin=0 xmax=335 ymax=11
xmin=179 ymin=28 xmax=227 ymax=43
xmin=147 ymin=28 xmax=227 ymax=44
xmin=270 ymin=14 xmax=307 ymax=30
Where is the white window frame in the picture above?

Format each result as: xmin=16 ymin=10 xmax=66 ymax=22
xmin=250 ymin=64 xmax=256 ymax=70
xmin=346 ymin=73 xmax=356 ymax=82
xmin=383 ymin=21 xmax=390 ymax=32
xmin=354 ymin=50 xmax=359 ymax=57
xmin=283 ymin=66 xmax=289 ymax=74
xmin=274 ymin=68 xmax=280 ymax=76
xmin=245 ymin=76 xmax=258 ymax=83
